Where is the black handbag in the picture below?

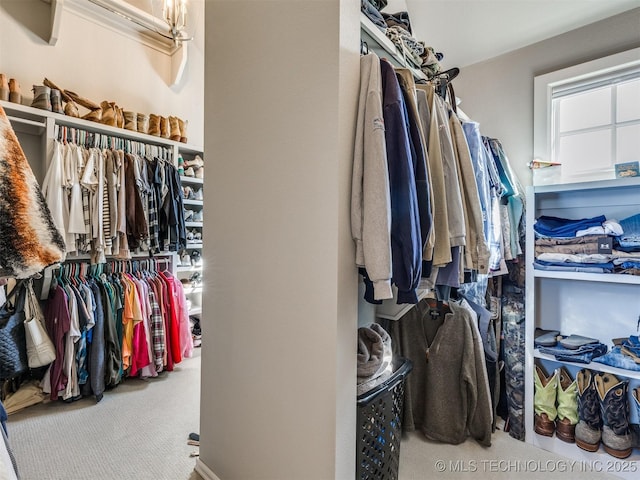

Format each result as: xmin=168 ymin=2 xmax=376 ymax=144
xmin=0 ymin=281 xmax=28 ymax=381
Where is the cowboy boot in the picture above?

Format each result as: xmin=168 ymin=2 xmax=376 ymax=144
xmin=534 ymin=364 xmax=557 ymax=437
xmin=0 ymin=74 xmax=9 ymax=101
xmin=630 ymin=388 xmax=640 ymax=450
xmin=31 ymin=85 xmax=52 ymax=111
xmin=556 ymin=366 xmax=578 ymax=443
xmin=595 ymin=373 xmax=633 ymax=459
xmin=575 ymin=369 xmax=602 ymax=452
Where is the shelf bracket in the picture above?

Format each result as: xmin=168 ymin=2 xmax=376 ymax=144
xmin=171 ymin=42 xmax=188 ymax=87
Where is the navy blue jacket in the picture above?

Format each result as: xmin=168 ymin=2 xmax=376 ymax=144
xmin=380 ymin=59 xmax=422 ymax=304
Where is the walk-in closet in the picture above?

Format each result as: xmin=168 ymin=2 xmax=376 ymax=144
xmin=1 ymin=1 xmax=640 ymax=479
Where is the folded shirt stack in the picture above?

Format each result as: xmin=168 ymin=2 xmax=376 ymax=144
xmin=531 ymin=214 xmax=640 ymax=274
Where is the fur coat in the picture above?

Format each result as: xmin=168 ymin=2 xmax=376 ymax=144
xmin=0 ymin=105 xmax=65 ymax=278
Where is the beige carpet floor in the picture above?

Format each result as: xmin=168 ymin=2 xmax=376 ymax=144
xmin=7 ymin=349 xmax=202 ymax=480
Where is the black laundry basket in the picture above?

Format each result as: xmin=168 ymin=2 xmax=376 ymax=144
xmin=356 ymin=357 xmax=413 ymax=480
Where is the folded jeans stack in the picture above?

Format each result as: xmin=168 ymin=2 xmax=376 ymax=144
xmin=535 ymin=330 xmax=607 ymax=364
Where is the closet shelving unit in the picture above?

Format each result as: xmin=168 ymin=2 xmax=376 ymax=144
xmin=359 ymin=12 xmax=429 ymax=322
xmin=1 ymin=99 xmax=205 ymax=320
xmin=177 ymin=152 xmax=205 ymax=321
xmin=525 ymin=177 xmax=640 ymax=478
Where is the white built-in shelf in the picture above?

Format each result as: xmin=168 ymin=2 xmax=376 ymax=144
xmin=535 ymin=350 xmax=640 ymax=381
xmin=1 ymin=100 xmax=203 ymax=152
xmin=177 ymin=265 xmax=202 ymax=273
xmin=189 ymin=307 xmax=202 ymax=316
xmin=532 ymin=176 xmax=640 ymax=194
xmin=185 ymin=242 xmax=203 ymax=249
xmin=533 ymin=269 xmax=640 ymax=285
xmin=183 ymin=199 xmax=203 ymax=207
xmin=185 ymin=222 xmax=203 ymax=228
xmin=180 ymin=176 xmax=204 ymax=185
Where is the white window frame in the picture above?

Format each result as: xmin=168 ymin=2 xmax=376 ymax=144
xmin=533 ymin=47 xmax=640 ymax=184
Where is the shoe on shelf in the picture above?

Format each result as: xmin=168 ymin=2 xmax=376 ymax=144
xmin=0 ymin=74 xmax=9 ymax=101
xmin=83 ymin=108 xmax=102 ymax=122
xmin=192 ymin=210 xmax=203 ymax=222
xmin=50 ymin=88 xmax=64 ymax=114
xmin=191 ymin=250 xmax=202 ymax=267
xmin=124 ymin=111 xmax=137 ymax=131
xmin=576 ymin=369 xmax=603 ymax=452
xmin=169 ymin=116 xmax=181 ymax=141
xmin=9 ymin=78 xmax=21 ymax=104
xmin=595 ymin=373 xmax=633 ymax=459
xmin=31 ymin=85 xmax=52 ymax=111
xmin=160 ymin=116 xmax=170 ymax=139
xmin=184 ymin=209 xmax=195 ymax=221
xmin=186 ymin=229 xmax=195 ymax=241
xmin=100 ymin=101 xmax=117 ymax=127
xmin=185 ymin=155 xmax=204 ymax=168
xmin=184 ymin=166 xmax=195 ymax=177
xmin=195 ymin=166 xmax=204 ymax=179
xmin=193 ymin=188 xmax=203 ymax=200
xmin=137 ymin=113 xmax=149 ymax=134
xmin=556 ymin=366 xmax=578 ymax=443
xmin=179 ymin=117 xmax=188 ymax=143
xmin=193 ymin=231 xmax=202 ymax=242
xmin=534 ymin=363 xmax=557 ymax=437
xmin=182 ymin=185 xmax=194 ymax=200
xmin=180 ymin=251 xmax=191 ymax=267
xmin=148 ymin=114 xmax=161 ymax=136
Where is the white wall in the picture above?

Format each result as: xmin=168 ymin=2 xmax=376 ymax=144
xmin=454 ymin=7 xmax=640 ymax=187
xmin=200 ymin=1 xmax=360 ymax=479
xmin=0 ymin=0 xmax=204 ymax=148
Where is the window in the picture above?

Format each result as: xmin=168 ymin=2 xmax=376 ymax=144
xmin=534 ymin=48 xmax=640 ymax=184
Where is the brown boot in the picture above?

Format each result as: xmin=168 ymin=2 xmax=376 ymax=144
xmin=178 ymin=118 xmax=187 ymax=143
xmin=100 ymin=101 xmax=117 ymax=127
xmin=64 ymin=100 xmax=80 ymax=117
xmin=169 ymin=116 xmax=181 ymax=141
xmin=9 ymin=78 xmax=21 ymax=104
xmin=124 ymin=111 xmax=137 ymax=131
xmin=116 ymin=106 xmax=124 ymax=128
xmin=83 ymin=108 xmax=102 ymax=122
xmin=160 ymin=116 xmax=170 ymax=138
xmin=137 ymin=113 xmax=149 ymax=134
xmin=0 ymin=74 xmax=9 ymax=101
xmin=66 ymin=90 xmax=101 ymax=111
xmin=148 ymin=114 xmax=161 ymax=136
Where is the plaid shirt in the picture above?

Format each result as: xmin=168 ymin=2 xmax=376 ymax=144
xmin=149 ymin=287 xmax=165 ymax=372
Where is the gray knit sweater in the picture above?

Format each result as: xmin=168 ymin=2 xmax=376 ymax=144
xmin=390 ymin=298 xmax=492 ymax=446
